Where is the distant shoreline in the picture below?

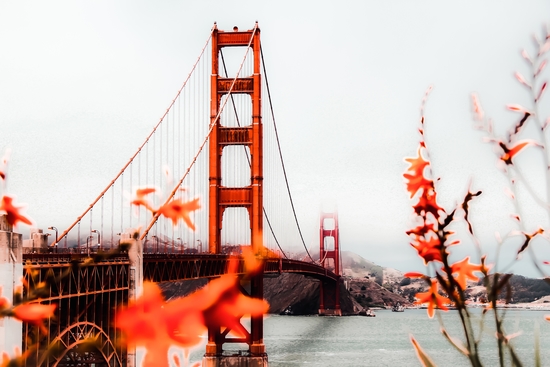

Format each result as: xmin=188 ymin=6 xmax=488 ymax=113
xmin=404 ymin=304 xmax=550 ymax=311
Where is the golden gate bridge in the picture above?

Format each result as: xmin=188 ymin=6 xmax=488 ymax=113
xmin=0 ymin=23 xmax=342 ymax=367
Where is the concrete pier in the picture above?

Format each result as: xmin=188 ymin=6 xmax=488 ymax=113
xmin=125 ymin=230 xmax=143 ymax=367
xmin=202 ymin=354 xmax=268 ymax=367
xmin=0 ymin=215 xmax=22 ymax=358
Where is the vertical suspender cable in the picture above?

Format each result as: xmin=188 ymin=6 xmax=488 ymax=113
xmin=260 ymin=45 xmax=313 ymax=262
xmin=220 ymin=49 xmax=287 ymax=258
xmin=53 ymin=31 xmax=213 ymax=245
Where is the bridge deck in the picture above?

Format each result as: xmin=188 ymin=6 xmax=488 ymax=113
xmin=23 ymin=252 xmax=340 ymax=283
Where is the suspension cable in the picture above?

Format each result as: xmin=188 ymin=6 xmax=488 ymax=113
xmin=220 ymin=49 xmax=288 ymax=258
xmin=141 ymin=24 xmax=259 ymax=240
xmin=260 ymin=45 xmax=314 ymax=262
xmin=54 ymin=29 xmax=215 ymax=246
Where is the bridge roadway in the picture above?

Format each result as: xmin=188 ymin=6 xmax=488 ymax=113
xmin=22 ymin=252 xmax=339 ymax=283
xmin=142 ymin=253 xmax=340 ymax=283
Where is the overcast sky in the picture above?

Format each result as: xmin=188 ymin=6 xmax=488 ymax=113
xmin=1 ymin=1 xmax=550 ymax=277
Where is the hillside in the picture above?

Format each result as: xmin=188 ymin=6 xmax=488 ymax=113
xmin=151 ymin=252 xmax=550 ymax=312
xmin=160 ymin=251 xmax=411 ymax=314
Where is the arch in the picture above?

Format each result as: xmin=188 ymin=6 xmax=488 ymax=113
xmin=39 ymin=321 xmax=122 ymax=367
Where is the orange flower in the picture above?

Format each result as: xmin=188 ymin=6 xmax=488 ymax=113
xmin=130 ymin=187 xmax=157 ymax=212
xmin=241 ymin=246 xmax=263 ymax=275
xmin=495 ymin=139 xmax=538 ymax=165
xmin=12 ymin=303 xmax=56 ymax=334
xmin=449 ymin=257 xmax=483 ymax=289
xmin=406 ymin=222 xmax=436 ymax=237
xmin=201 ymin=273 xmax=269 ymax=336
xmin=116 ymin=282 xmax=205 ymax=367
xmin=157 ymin=198 xmax=200 ymax=230
xmin=0 ymin=195 xmax=32 ymax=227
xmin=0 ymin=348 xmax=28 ymax=367
xmin=403 ymin=147 xmax=433 ymax=198
xmin=0 ymin=352 xmax=8 ymax=367
xmin=410 ymin=236 xmax=443 ymax=264
xmin=0 ymin=296 xmax=9 ymax=311
xmin=414 ymin=279 xmax=451 ymax=318
xmin=413 ymin=189 xmax=443 ymax=219
xmin=404 ymin=272 xmax=427 ymax=279
xmin=116 ymin=258 xmax=269 ymax=366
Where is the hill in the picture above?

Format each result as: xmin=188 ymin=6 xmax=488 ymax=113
xmin=160 ymin=251 xmax=411 ymax=314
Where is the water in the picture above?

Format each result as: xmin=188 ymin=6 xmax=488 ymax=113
xmin=187 ymin=308 xmax=550 ymax=366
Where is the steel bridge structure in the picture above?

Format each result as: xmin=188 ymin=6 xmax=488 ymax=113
xmin=0 ymin=23 xmax=343 ymax=367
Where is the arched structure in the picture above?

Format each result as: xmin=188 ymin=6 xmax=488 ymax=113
xmin=39 ymin=322 xmax=121 ymax=367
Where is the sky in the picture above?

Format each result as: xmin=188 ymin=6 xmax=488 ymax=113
xmin=1 ymin=1 xmax=550 ymax=277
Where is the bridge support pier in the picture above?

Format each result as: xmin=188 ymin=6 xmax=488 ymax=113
xmin=319 ymin=279 xmax=342 ymax=316
xmin=203 ymin=273 xmax=268 ymax=367
xmin=125 ymin=231 xmax=143 ymax=367
xmin=202 ymin=355 xmax=268 ymax=367
xmin=0 ymin=215 xmax=23 ymax=358
xmin=318 ymin=212 xmax=342 ymax=316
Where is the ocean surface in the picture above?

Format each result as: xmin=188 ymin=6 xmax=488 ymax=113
xmin=185 ymin=308 xmax=550 ymax=366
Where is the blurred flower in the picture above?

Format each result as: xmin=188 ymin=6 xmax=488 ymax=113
xmin=0 ymin=195 xmax=32 ymax=227
xmin=131 ymin=187 xmax=157 ymax=212
xmin=414 ymin=279 xmax=451 ymax=318
xmin=157 ymin=198 xmax=201 ymax=230
xmin=491 ymin=139 xmax=539 ymax=165
xmin=117 ymin=258 xmax=269 ymax=366
xmin=403 ymin=147 xmax=433 ymax=199
xmin=116 ymin=282 xmax=202 ymax=367
xmin=410 ymin=237 xmax=443 ymax=264
xmin=448 ymin=257 xmax=483 ymax=289
xmin=12 ymin=303 xmax=56 ymax=334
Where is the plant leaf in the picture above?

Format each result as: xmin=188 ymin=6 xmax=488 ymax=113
xmin=410 ymin=335 xmax=438 ymax=367
xmin=515 ymin=72 xmax=531 ymax=88
xmin=521 ymin=49 xmax=532 ymax=64
xmin=536 ymin=59 xmax=547 ymax=76
xmin=440 ymin=328 xmax=470 ymax=356
xmin=536 ymin=82 xmax=547 ymax=101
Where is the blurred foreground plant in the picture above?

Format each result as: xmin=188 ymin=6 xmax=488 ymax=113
xmin=116 ymin=255 xmax=269 ymax=367
xmin=404 ymin=27 xmax=550 ymax=367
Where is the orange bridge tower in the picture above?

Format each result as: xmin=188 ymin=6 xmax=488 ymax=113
xmin=319 ymin=212 xmax=342 ymax=316
xmin=205 ymin=22 xmax=267 ymax=366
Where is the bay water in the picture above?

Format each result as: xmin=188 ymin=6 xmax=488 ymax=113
xmin=187 ymin=308 xmax=550 ymax=366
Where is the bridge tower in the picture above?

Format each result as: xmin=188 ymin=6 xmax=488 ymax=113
xmin=206 ymin=23 xmax=267 ymax=366
xmin=319 ymin=212 xmax=342 ymax=316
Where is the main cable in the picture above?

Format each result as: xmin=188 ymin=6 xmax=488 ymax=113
xmin=260 ymin=45 xmax=314 ymax=263
xmin=219 ymin=49 xmax=288 ymax=259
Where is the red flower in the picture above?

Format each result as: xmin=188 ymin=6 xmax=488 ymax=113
xmin=12 ymin=303 xmax=56 ymax=334
xmin=448 ymin=257 xmax=483 ymax=289
xmin=130 ymin=187 xmax=157 ymax=212
xmin=403 ymin=148 xmax=433 ymax=198
xmin=406 ymin=222 xmax=436 ymax=237
xmin=413 ymin=189 xmax=443 ymax=219
xmin=157 ymin=198 xmax=201 ymax=230
xmin=116 ymin=282 xmax=205 ymax=367
xmin=404 ymin=272 xmax=427 ymax=279
xmin=495 ymin=139 xmax=538 ymax=165
xmin=410 ymin=236 xmax=443 ymax=264
xmin=116 ymin=258 xmax=269 ymax=366
xmin=414 ymin=279 xmax=451 ymax=318
xmin=0 ymin=195 xmax=32 ymax=227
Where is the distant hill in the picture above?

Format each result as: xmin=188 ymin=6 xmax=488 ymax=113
xmin=159 ymin=251 xmax=550 ymax=312
xmin=341 ymin=250 xmax=404 ymax=286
